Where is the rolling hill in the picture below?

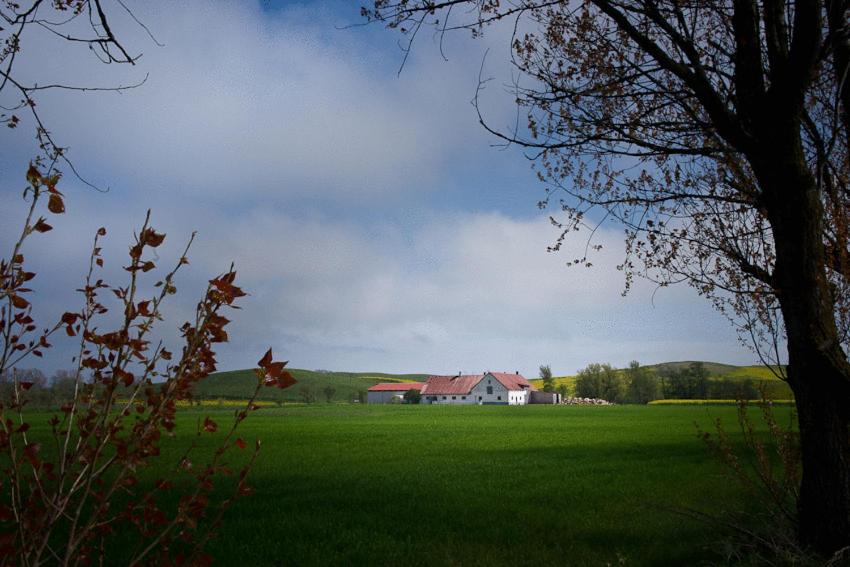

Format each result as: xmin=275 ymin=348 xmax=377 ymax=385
xmin=192 ymin=368 xmax=427 ymax=402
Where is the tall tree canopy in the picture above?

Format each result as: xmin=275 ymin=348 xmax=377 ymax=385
xmin=366 ymin=0 xmax=850 ymax=554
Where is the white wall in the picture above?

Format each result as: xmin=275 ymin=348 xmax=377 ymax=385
xmin=469 ymin=376 xmax=511 ymax=404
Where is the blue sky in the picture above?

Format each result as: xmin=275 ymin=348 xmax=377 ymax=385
xmin=0 ymin=1 xmax=761 ymax=376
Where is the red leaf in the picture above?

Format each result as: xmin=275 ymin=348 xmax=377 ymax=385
xmin=19 ymin=381 xmax=34 ymax=391
xmin=26 ymin=164 xmax=41 ymax=185
xmin=47 ymin=193 xmax=65 ymax=214
xmin=202 ymin=417 xmax=218 ymax=433
xmin=235 ymin=438 xmax=247 ymax=450
xmin=32 ymin=218 xmax=52 ymax=233
xmin=23 ymin=442 xmax=41 ymax=467
xmin=141 ymin=228 xmax=166 ymax=248
xmin=10 ymin=295 xmax=29 ymax=309
xmin=61 ymin=312 xmax=79 ymax=325
xmin=257 ymin=348 xmax=273 ymax=369
xmin=137 ymin=300 xmax=152 ymax=316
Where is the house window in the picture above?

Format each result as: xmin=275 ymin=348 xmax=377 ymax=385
xmin=486 ymin=386 xmax=493 ymax=395
xmin=497 ymin=396 xmax=502 ymax=400
xmin=452 ymin=396 xmax=456 ymax=400
xmin=478 ymin=396 xmax=482 ymax=401
xmin=442 ymin=396 xmax=446 ymax=400
xmin=462 ymin=396 xmax=466 ymax=400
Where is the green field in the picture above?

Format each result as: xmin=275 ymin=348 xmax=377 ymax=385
xmin=18 ymin=404 xmax=776 ymax=565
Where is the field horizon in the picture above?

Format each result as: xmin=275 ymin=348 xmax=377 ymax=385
xmin=194 ymin=361 xmax=790 ymax=402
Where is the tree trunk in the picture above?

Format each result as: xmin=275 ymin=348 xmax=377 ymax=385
xmin=762 ymin=134 xmax=850 ymax=554
xmin=791 ymin=360 xmax=850 ymax=554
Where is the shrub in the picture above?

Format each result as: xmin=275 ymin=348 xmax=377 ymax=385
xmin=403 ymin=389 xmax=421 ymax=404
xmin=0 ymin=166 xmax=296 ymax=565
xmin=692 ymin=392 xmax=818 ymax=563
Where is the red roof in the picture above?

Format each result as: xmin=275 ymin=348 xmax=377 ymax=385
xmin=368 ymin=382 xmax=424 ymax=392
xmin=490 ymin=372 xmax=535 ymax=391
xmin=421 ymin=372 xmax=534 ymax=396
xmin=420 ymin=375 xmax=483 ymax=395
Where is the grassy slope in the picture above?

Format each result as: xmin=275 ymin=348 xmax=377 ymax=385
xmin=24 ymin=404 xmax=767 ymax=565
xmin=529 ymin=362 xmax=792 ymax=398
xmin=195 ymin=368 xmax=427 ymax=402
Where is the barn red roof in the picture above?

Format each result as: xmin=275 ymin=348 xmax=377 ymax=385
xmin=367 ymin=382 xmax=424 ymax=392
xmin=420 ymin=375 xmax=483 ymax=395
xmin=490 ymin=372 xmax=535 ymax=391
xmin=421 ymin=372 xmax=535 ymax=395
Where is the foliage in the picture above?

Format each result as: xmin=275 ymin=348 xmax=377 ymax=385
xmin=575 ymin=363 xmax=624 ymax=402
xmin=659 ymin=362 xmax=710 ymax=400
xmin=402 ymin=388 xmax=421 ymax=404
xmin=298 ymin=385 xmax=316 ymax=404
xmin=322 ymin=385 xmax=336 ymax=403
xmin=0 ymin=166 xmax=295 ymax=565
xmin=538 ymin=364 xmax=554 ymax=392
xmin=624 ymin=361 xmax=659 ymax=404
xmin=695 ymin=396 xmax=809 ymax=563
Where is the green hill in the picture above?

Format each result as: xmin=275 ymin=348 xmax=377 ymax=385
xmin=192 ymin=368 xmax=427 ymax=403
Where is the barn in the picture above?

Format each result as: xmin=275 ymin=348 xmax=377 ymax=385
xmin=420 ymin=372 xmax=535 ymax=405
xmin=367 ymin=382 xmax=424 ymax=404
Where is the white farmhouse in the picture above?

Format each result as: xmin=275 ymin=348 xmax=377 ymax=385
xmin=420 ymin=372 xmax=534 ymax=405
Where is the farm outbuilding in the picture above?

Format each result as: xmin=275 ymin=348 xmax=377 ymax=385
xmin=529 ymin=391 xmax=562 ymax=404
xmin=420 ymin=372 xmax=534 ymax=405
xmin=367 ymin=382 xmax=423 ymax=404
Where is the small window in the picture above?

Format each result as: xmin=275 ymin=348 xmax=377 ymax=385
xmin=497 ymin=396 xmax=502 ymax=400
xmin=462 ymin=396 xmax=466 ymax=400
xmin=478 ymin=396 xmax=482 ymax=401
xmin=486 ymin=386 xmax=493 ymax=395
xmin=452 ymin=396 xmax=456 ymax=400
xmin=442 ymin=396 xmax=446 ymax=400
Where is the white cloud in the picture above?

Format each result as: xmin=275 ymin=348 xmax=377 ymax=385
xmin=180 ymin=208 xmax=754 ymax=375
xmin=5 ymin=0 xmax=518 ymax=203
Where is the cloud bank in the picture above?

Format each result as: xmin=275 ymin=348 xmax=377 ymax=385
xmin=0 ymin=1 xmax=757 ymax=377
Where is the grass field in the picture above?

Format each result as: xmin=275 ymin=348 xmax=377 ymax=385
xmin=19 ymin=404 xmax=778 ymax=565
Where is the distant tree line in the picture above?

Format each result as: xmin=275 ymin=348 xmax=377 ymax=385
xmin=0 ymin=368 xmax=79 ymax=408
xmin=573 ymin=361 xmax=767 ymax=404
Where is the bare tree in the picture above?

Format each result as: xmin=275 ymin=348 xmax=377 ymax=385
xmin=366 ymin=0 xmax=850 ymax=554
xmin=0 ymin=0 xmax=150 ymax=182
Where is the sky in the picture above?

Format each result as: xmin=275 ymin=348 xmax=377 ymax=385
xmin=0 ymin=0 xmax=762 ymax=377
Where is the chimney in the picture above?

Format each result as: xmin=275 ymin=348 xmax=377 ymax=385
xmin=515 ymin=370 xmax=519 ymax=375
